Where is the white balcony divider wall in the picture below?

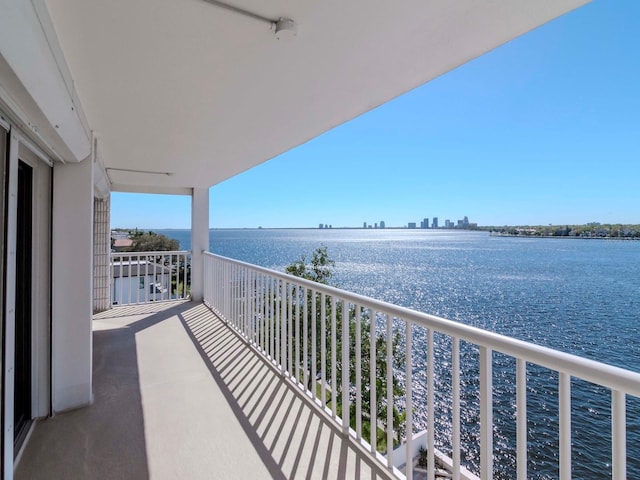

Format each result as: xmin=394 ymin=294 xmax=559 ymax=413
xmin=203 ymin=252 xmax=640 ymax=480
xmin=110 ymin=251 xmax=191 ymax=306
xmin=52 ymin=157 xmax=94 ymax=415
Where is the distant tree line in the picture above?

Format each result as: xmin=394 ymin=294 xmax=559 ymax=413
xmin=111 ymin=229 xmax=180 ymax=251
xmin=483 ymin=223 xmax=640 ymax=239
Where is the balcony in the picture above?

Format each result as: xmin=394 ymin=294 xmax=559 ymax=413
xmin=17 ymin=300 xmax=394 ymax=480
xmin=2 ymin=2 xmax=607 ymax=478
xmin=17 ymin=252 xmax=640 ymax=480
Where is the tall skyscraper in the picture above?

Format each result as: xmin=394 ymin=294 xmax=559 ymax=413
xmin=432 ymin=217 xmax=438 ymax=229
xmin=380 ymin=221 xmax=385 ymax=229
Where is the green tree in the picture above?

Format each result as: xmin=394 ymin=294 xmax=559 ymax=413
xmin=285 ymin=246 xmax=406 ymax=450
xmin=128 ymin=231 xmax=179 ymax=252
xmin=126 ymin=230 xmax=188 ymax=297
xmin=285 ymin=245 xmax=334 ymax=283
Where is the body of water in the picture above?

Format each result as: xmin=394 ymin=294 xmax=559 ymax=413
xmin=158 ymin=228 xmax=640 ymax=479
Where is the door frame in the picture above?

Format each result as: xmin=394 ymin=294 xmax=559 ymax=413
xmin=13 ymin=160 xmax=33 ymax=455
xmin=1 ymin=122 xmax=53 ymax=479
xmin=0 ymin=116 xmax=8 ymax=480
xmin=2 ymin=128 xmax=19 ymax=479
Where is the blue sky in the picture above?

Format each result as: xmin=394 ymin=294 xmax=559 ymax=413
xmin=112 ymin=1 xmax=640 ymax=229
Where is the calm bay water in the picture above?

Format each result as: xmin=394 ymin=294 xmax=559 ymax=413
xmin=158 ymin=228 xmax=640 ymax=479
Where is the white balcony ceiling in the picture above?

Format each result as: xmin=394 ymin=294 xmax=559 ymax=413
xmin=44 ymin=0 xmax=588 ymax=192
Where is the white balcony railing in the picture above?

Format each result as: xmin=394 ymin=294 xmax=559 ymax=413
xmin=203 ymin=252 xmax=640 ymax=480
xmin=110 ymin=251 xmax=191 ymax=306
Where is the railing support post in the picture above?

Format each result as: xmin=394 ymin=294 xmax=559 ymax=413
xmin=612 ymin=390 xmax=626 ymax=480
xmin=559 ymin=372 xmax=571 ymax=480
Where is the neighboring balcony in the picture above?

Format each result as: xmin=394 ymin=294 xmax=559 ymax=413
xmin=110 ymin=251 xmax=192 ymax=306
xmin=17 ymin=252 xmax=640 ymax=479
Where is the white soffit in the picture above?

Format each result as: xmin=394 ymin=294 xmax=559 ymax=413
xmin=44 ymin=0 xmax=590 ymax=190
xmin=0 ymin=0 xmax=91 ymax=161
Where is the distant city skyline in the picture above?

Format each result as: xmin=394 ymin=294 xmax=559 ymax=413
xmin=359 ymin=215 xmax=475 ymax=230
xmin=109 ymin=220 xmax=640 ymax=231
xmin=111 ymin=2 xmax=640 ymax=230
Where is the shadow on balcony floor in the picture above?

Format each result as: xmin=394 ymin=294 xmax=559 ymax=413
xmin=16 ymin=301 xmax=394 ymax=480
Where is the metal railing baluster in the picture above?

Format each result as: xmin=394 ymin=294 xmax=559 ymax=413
xmin=355 ymin=304 xmax=362 ymax=440
xmin=370 ymin=308 xmax=377 ymax=456
xmin=303 ymin=287 xmax=308 ymax=390
xmin=386 ymin=313 xmax=393 ymax=470
xmin=295 ymin=283 xmax=300 ymax=384
xmin=405 ymin=320 xmax=413 ymax=480
xmin=559 ymin=372 xmax=571 ymax=480
xmin=427 ymin=328 xmax=435 ymax=480
xmin=311 ymin=289 xmax=317 ymax=402
xmin=612 ymin=390 xmax=626 ymax=480
xmin=331 ymin=295 xmax=337 ymax=419
xmin=480 ymin=346 xmax=493 ymax=480
xmin=288 ymin=282 xmax=293 ymax=376
xmin=516 ymin=358 xmax=527 ymax=480
xmin=342 ymin=299 xmax=350 ymax=434
xmin=321 ymin=292 xmax=327 ymax=408
xmin=452 ymin=336 xmax=461 ymax=480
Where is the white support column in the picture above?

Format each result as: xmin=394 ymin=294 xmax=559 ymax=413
xmin=190 ymin=187 xmax=209 ymax=302
xmin=52 ymin=158 xmax=94 ymax=412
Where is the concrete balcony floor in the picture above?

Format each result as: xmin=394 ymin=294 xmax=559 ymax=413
xmin=16 ymin=301 xmax=394 ymax=480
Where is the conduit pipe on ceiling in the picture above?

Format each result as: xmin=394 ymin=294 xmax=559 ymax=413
xmin=199 ymin=0 xmax=297 ymax=40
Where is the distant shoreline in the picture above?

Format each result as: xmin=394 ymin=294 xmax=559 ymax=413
xmin=119 ymin=226 xmax=640 ymax=240
xmin=489 ymin=232 xmax=640 ymax=241
xmin=150 ymin=227 xmax=483 ymax=231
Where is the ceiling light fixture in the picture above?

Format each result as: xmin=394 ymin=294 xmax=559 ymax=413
xmin=200 ymin=0 xmax=297 ymax=40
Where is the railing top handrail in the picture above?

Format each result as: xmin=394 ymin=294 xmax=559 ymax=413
xmin=204 ymin=251 xmax=640 ymax=397
xmin=111 ymin=250 xmax=191 ymax=257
